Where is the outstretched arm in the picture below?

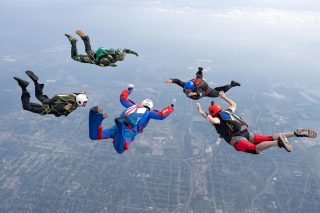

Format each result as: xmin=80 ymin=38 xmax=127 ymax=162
xmin=149 ymin=99 xmax=175 ymax=120
xmin=165 ymin=78 xmax=185 ymax=88
xmin=149 ymin=106 xmax=174 ymax=120
xmin=219 ymin=91 xmax=237 ymax=112
xmin=196 ymin=103 xmax=220 ymax=124
xmin=124 ymin=49 xmax=138 ymax=57
xmin=120 ymin=84 xmax=135 ymax=108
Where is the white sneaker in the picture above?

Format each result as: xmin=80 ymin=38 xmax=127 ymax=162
xmin=278 ymin=134 xmax=293 ymax=152
xmin=294 ymin=129 xmax=317 ymax=138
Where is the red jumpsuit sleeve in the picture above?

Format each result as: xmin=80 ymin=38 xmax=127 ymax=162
xmin=120 ymin=89 xmax=135 ymax=108
xmin=149 ymin=106 xmax=174 ymax=120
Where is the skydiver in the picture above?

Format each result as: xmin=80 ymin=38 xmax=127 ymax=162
xmin=65 ymin=30 xmax=138 ymax=67
xmin=165 ymin=67 xmax=241 ymax=100
xmin=89 ymin=84 xmax=175 ymax=154
xmin=13 ymin=70 xmax=88 ymax=117
xmin=196 ymin=91 xmax=317 ymax=154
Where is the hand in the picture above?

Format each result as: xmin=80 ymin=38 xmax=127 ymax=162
xmin=102 ymin=112 xmax=108 ymax=118
xmin=171 ymin=98 xmax=176 ymax=107
xmin=109 ymin=63 xmax=117 ymax=67
xmin=132 ymin=51 xmax=139 ymax=57
xmin=128 ymin=83 xmax=135 ymax=91
xmin=64 ymin=103 xmax=73 ymax=111
xmin=188 ymin=92 xmax=197 ymax=97
xmin=165 ymin=79 xmax=173 ymax=84
xmin=219 ymin=91 xmax=225 ymax=98
xmin=196 ymin=103 xmax=203 ymax=113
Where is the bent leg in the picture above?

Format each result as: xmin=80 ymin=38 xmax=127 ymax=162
xmin=250 ymin=133 xmax=273 ymax=144
xmin=234 ymin=140 xmax=259 ymax=154
xmin=113 ymin=124 xmax=135 ymax=154
xmin=206 ymin=88 xmax=219 ymax=98
xmin=196 ymin=70 xmax=203 ymax=79
xmin=248 ymin=133 xmax=289 ymax=153
xmin=21 ymin=92 xmax=45 ymax=114
xmin=34 ymin=83 xmax=50 ymax=103
xmin=72 ymin=55 xmax=93 ymax=64
xmin=68 ymin=41 xmax=92 ymax=64
xmin=71 ymin=43 xmax=78 ymax=59
xmin=255 ymin=141 xmax=278 ymax=153
xmin=89 ymin=110 xmax=113 ymax=140
xmin=214 ymin=84 xmax=233 ymax=94
xmin=100 ymin=126 xmax=116 ymax=139
xmin=81 ymin=36 xmax=95 ymax=61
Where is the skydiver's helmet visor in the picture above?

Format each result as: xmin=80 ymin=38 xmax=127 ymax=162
xmin=208 ymin=102 xmax=222 ymax=117
xmin=76 ymin=93 xmax=88 ymax=107
xmin=116 ymin=49 xmax=126 ymax=61
xmin=141 ymin=99 xmax=153 ymax=110
xmin=184 ymin=81 xmax=195 ymax=91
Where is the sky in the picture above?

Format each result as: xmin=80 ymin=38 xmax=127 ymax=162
xmin=1 ymin=0 xmax=320 ymax=86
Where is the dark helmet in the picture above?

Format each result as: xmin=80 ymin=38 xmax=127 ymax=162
xmin=184 ymin=81 xmax=195 ymax=91
xmin=208 ymin=101 xmax=221 ymax=117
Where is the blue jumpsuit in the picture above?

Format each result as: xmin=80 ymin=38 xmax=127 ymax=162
xmin=89 ymin=89 xmax=174 ymax=154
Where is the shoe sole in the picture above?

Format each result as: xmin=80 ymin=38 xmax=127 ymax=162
xmin=75 ymin=30 xmax=86 ymax=37
xmin=231 ymin=81 xmax=241 ymax=87
xmin=279 ymin=135 xmax=293 ymax=152
xmin=65 ymin=34 xmax=78 ymax=42
xmin=13 ymin=77 xmax=29 ymax=87
xmin=90 ymin=106 xmax=107 ymax=116
xmin=90 ymin=106 xmax=100 ymax=114
xmin=296 ymin=129 xmax=317 ymax=138
xmin=25 ymin=70 xmax=39 ymax=82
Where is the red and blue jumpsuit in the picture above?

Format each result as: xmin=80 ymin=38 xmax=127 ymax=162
xmin=89 ymin=89 xmax=174 ymax=154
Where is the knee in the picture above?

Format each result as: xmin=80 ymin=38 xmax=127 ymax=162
xmin=115 ymin=149 xmax=125 ymax=154
xmin=234 ymin=140 xmax=257 ymax=154
xmin=124 ymin=143 xmax=129 ymax=151
xmin=22 ymin=104 xmax=31 ymax=110
xmin=245 ymin=149 xmax=259 ymax=154
xmin=72 ymin=56 xmax=78 ymax=61
xmin=22 ymin=105 xmax=29 ymax=110
xmin=89 ymin=134 xmax=98 ymax=140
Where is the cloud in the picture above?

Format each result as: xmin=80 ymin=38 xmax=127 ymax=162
xmin=45 ymin=80 xmax=57 ymax=83
xmin=213 ymin=8 xmax=320 ymax=26
xmin=41 ymin=45 xmax=68 ymax=53
xmin=1 ymin=55 xmax=17 ymax=62
xmin=196 ymin=59 xmax=213 ymax=63
xmin=263 ymin=91 xmax=286 ymax=100
xmin=132 ymin=4 xmax=320 ymax=26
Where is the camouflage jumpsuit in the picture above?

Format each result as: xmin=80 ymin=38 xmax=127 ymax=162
xmin=69 ymin=35 xmax=137 ymax=67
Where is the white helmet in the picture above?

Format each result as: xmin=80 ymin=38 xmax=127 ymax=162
xmin=76 ymin=93 xmax=88 ymax=107
xmin=141 ymin=99 xmax=153 ymax=110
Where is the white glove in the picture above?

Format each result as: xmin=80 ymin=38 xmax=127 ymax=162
xmin=171 ymin=98 xmax=176 ymax=107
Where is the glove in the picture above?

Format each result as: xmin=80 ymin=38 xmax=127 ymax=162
xmin=196 ymin=103 xmax=203 ymax=113
xmin=109 ymin=63 xmax=117 ymax=67
xmin=171 ymin=98 xmax=176 ymax=108
xmin=128 ymin=83 xmax=135 ymax=91
xmin=131 ymin=51 xmax=138 ymax=57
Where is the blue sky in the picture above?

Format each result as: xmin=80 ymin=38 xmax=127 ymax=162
xmin=1 ymin=0 xmax=320 ymax=84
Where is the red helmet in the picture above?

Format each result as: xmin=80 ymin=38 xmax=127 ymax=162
xmin=208 ymin=101 xmax=221 ymax=117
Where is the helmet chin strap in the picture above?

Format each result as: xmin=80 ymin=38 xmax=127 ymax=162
xmin=143 ymin=105 xmax=151 ymax=110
